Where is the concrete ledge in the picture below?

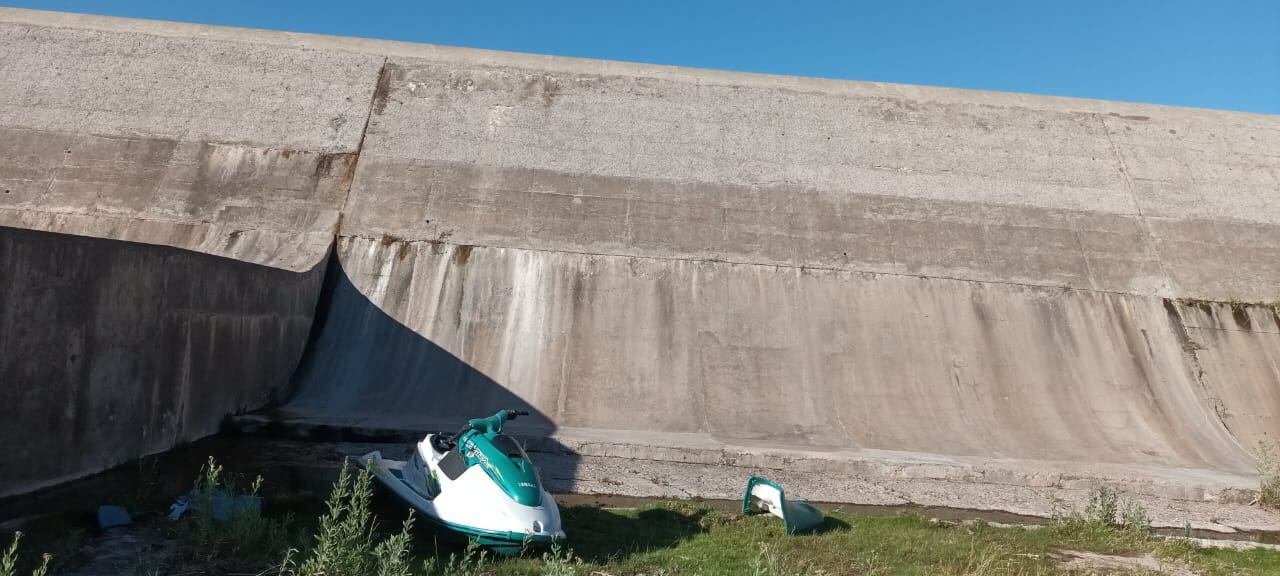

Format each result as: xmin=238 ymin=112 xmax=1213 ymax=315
xmin=534 ymin=427 xmax=1259 ymax=505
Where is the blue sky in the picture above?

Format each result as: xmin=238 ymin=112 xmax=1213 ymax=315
xmin=5 ymin=1 xmax=1278 ymax=114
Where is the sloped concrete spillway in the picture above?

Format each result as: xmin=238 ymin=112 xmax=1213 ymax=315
xmin=3 ymin=8 xmax=1280 ymax=509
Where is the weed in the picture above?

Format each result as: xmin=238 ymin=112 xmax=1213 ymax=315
xmin=0 ymin=533 xmax=50 ymax=576
xmin=857 ymin=550 xmax=884 ymax=575
xmin=28 ymin=559 xmax=46 ymax=576
xmin=748 ymin=542 xmax=774 ymax=576
xmin=1055 ymin=484 xmax=1151 ymax=534
xmin=276 ymin=547 xmax=298 ymax=576
xmin=0 ymin=513 xmax=84 ymax=574
xmin=171 ymin=456 xmax=291 ymax=570
xmin=1084 ymin=485 xmax=1120 ymax=525
xmin=277 ymin=459 xmax=429 ymax=576
xmin=421 ymin=541 xmax=489 ymax=576
xmin=1120 ymin=499 xmax=1152 ymax=533
xmin=372 ymin=512 xmax=415 ymax=576
xmin=296 ymin=460 xmax=378 ymax=576
xmin=1045 ymin=486 xmax=1155 ymax=558
xmin=1047 ymin=496 xmax=1074 ymax=524
xmin=1 ymin=535 xmax=16 ymax=576
xmin=1255 ymin=441 xmax=1280 ymax=508
xmin=744 ymin=541 xmax=818 ymax=576
xmin=1155 ymin=537 xmax=1200 ymax=563
xmin=538 ymin=541 xmax=578 ymax=576
xmin=956 ymin=543 xmax=1017 ymax=576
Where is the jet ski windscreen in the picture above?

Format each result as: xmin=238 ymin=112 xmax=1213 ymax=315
xmin=490 ymin=435 xmax=529 ymax=459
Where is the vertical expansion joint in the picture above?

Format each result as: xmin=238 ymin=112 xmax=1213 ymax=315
xmin=333 ymin=57 xmax=391 ymax=239
xmin=1097 ymin=113 xmax=1176 ymax=297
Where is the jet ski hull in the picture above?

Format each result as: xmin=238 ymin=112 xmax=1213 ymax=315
xmin=358 ymin=450 xmax=563 ymax=556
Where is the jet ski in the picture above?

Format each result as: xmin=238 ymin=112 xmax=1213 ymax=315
xmin=357 ymin=409 xmax=565 ymax=555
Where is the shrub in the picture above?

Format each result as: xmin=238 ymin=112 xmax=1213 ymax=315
xmin=420 ymin=541 xmax=489 ymax=576
xmin=296 ymin=460 xmax=379 ymax=576
xmin=273 ymin=458 xmax=588 ymax=576
xmin=372 ymin=515 xmax=415 ymax=576
xmin=277 ymin=459 xmax=417 ymax=576
xmin=1084 ymin=485 xmax=1120 ymax=525
xmin=1255 ymin=441 xmax=1280 ymax=508
xmin=538 ymin=542 xmax=578 ymax=576
xmin=1053 ymin=486 xmax=1151 ymax=532
xmin=1120 ymin=499 xmax=1152 ymax=533
xmin=172 ymin=457 xmax=291 ymax=569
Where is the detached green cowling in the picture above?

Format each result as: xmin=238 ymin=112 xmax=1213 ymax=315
xmin=457 ymin=410 xmax=543 ymax=506
xmin=742 ymin=476 xmax=825 ymax=535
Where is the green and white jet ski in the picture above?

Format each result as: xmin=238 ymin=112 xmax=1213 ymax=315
xmin=358 ymin=409 xmax=565 ymax=555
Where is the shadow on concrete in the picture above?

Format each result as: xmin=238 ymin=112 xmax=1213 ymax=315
xmin=0 ymin=224 xmax=324 ymax=499
xmin=269 ymin=246 xmax=573 ymax=468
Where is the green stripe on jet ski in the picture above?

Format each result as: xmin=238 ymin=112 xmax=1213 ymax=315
xmin=419 ymin=510 xmax=557 ymax=544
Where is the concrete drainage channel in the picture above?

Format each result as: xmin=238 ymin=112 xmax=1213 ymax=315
xmin=2 ymin=433 xmax=1279 ymax=558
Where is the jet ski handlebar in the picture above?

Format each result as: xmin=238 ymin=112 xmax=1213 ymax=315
xmin=438 ymin=409 xmax=532 ymax=451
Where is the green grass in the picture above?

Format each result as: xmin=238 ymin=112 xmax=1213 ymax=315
xmin=396 ymin=501 xmax=1280 ymax=576
xmin=11 ymin=498 xmax=1280 ymax=576
xmin=1156 ymin=539 xmax=1280 ymax=576
xmin=9 ymin=457 xmax=1280 ymax=576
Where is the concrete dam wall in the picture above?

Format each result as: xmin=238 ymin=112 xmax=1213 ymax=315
xmin=3 ymin=8 xmax=1280 ymax=500
xmin=0 ymin=8 xmax=379 ymax=496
